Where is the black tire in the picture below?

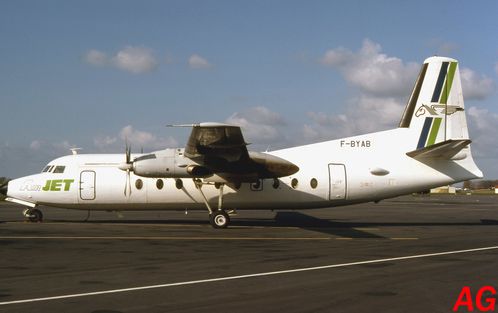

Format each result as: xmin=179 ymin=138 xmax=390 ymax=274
xmin=210 ymin=210 xmax=230 ymax=229
xmin=28 ymin=209 xmax=43 ymax=223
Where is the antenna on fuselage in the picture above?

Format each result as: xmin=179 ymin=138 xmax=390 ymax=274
xmin=70 ymin=148 xmax=82 ymax=155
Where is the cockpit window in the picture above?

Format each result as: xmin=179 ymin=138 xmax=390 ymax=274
xmin=42 ymin=166 xmax=51 ymax=173
xmin=53 ymin=166 xmax=65 ymax=173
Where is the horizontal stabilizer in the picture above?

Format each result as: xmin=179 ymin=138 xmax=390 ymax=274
xmin=406 ymin=139 xmax=471 ymax=160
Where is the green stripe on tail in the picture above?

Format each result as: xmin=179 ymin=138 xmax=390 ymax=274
xmin=439 ymin=62 xmax=457 ymax=104
xmin=427 ymin=117 xmax=443 ymax=146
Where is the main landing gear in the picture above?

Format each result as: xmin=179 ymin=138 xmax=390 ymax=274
xmin=23 ymin=208 xmax=43 ymax=223
xmin=193 ymin=179 xmax=231 ymax=229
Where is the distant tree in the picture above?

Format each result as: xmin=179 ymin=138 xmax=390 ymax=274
xmin=463 ymin=181 xmax=472 ymax=190
xmin=470 ymin=180 xmax=495 ymax=190
xmin=0 ymin=177 xmax=9 ymax=201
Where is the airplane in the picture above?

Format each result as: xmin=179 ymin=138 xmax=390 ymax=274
xmin=0 ymin=56 xmax=483 ymax=228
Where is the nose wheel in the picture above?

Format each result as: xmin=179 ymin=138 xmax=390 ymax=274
xmin=23 ymin=208 xmax=43 ymax=223
xmin=210 ymin=210 xmax=230 ymax=229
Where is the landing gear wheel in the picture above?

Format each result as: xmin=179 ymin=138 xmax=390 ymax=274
xmin=26 ymin=209 xmax=43 ymax=223
xmin=210 ymin=210 xmax=230 ymax=229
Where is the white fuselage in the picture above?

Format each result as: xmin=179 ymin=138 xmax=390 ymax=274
xmin=6 ymin=127 xmax=481 ymax=212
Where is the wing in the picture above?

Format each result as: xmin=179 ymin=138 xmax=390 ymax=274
xmin=183 ymin=123 xmax=298 ymax=181
xmin=184 ymin=123 xmax=249 ymax=162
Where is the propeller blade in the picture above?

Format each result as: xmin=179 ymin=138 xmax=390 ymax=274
xmin=124 ymin=169 xmax=132 ymax=197
xmin=121 ymin=140 xmax=133 ymax=197
xmin=125 ymin=141 xmax=131 ymax=164
xmin=128 ymin=170 xmax=132 ymax=196
xmin=123 ymin=170 xmax=128 ymax=196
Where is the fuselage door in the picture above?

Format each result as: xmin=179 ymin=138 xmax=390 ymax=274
xmin=328 ymin=164 xmax=347 ymax=200
xmin=80 ymin=170 xmax=96 ymax=200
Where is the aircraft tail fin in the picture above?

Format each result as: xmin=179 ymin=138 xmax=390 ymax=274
xmin=399 ymin=56 xmax=469 ymax=143
xmin=399 ymin=56 xmax=482 ymax=177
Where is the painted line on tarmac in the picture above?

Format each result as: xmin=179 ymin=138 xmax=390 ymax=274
xmin=7 ymin=221 xmax=206 ymax=228
xmin=0 ymin=236 xmax=418 ymax=240
xmin=390 ymin=237 xmax=419 ymax=240
xmin=0 ymin=236 xmax=331 ymax=241
xmin=1 ymin=245 xmax=497 ymax=306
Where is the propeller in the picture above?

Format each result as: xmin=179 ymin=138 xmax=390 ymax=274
xmin=118 ymin=142 xmax=133 ymax=196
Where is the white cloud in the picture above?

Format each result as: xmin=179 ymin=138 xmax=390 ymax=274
xmin=120 ymin=125 xmax=155 ymax=145
xmin=460 ymin=67 xmax=494 ymax=100
xmin=304 ymin=39 xmax=417 ymax=142
xmin=53 ymin=141 xmax=74 ymax=151
xmin=321 ymin=39 xmax=420 ymax=97
xmin=29 ymin=140 xmax=41 ymax=150
xmin=467 ymin=106 xmax=498 ymax=158
xmin=188 ymin=54 xmax=212 ymax=69
xmin=84 ymin=46 xmax=159 ymax=74
xmin=321 ymin=47 xmax=353 ymax=67
xmin=111 ymin=46 xmax=159 ymax=74
xmin=303 ymin=96 xmax=404 ymax=142
xmin=28 ymin=140 xmax=76 ymax=153
xmin=93 ymin=136 xmax=117 ymax=149
xmin=225 ymin=106 xmax=285 ymax=146
xmin=84 ymin=49 xmax=108 ymax=66
xmin=0 ymin=139 xmax=80 ymax=177
xmin=310 ymin=39 xmax=496 ymax=146
xmin=94 ymin=125 xmax=178 ymax=152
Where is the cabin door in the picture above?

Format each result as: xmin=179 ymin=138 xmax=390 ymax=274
xmin=328 ymin=164 xmax=346 ymax=200
xmin=80 ymin=170 xmax=96 ymax=201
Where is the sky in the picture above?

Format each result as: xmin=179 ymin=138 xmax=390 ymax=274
xmin=1 ymin=0 xmax=498 ymax=179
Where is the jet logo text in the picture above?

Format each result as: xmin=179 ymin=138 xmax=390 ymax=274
xmin=42 ymin=179 xmax=74 ymax=191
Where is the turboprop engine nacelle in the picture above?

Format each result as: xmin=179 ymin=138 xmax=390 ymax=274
xmin=122 ymin=148 xmax=299 ymax=180
xmin=247 ymin=151 xmax=299 ymax=178
xmin=131 ymin=148 xmax=212 ymax=178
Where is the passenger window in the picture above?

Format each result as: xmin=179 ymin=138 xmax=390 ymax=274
xmin=53 ymin=166 xmax=65 ymax=173
xmin=135 ymin=179 xmax=143 ymax=190
xmin=175 ymin=179 xmax=183 ymax=189
xmin=310 ymin=178 xmax=318 ymax=189
xmin=272 ymin=178 xmax=280 ymax=189
xmin=291 ymin=178 xmax=299 ymax=189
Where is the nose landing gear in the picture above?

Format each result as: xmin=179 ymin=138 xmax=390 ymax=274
xmin=210 ymin=210 xmax=230 ymax=229
xmin=23 ymin=208 xmax=43 ymax=223
xmin=193 ymin=179 xmax=231 ymax=229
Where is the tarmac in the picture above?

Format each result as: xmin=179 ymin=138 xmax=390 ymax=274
xmin=0 ymin=195 xmax=497 ymax=313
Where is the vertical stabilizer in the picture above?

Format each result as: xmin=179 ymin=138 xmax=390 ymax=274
xmin=400 ymin=57 xmax=482 ymax=178
xmin=399 ymin=56 xmax=469 ymax=147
